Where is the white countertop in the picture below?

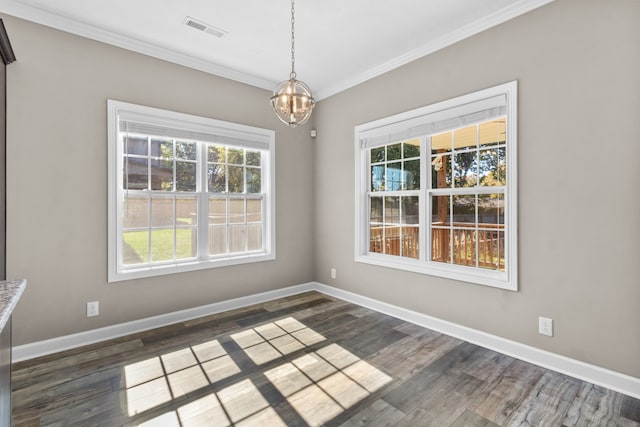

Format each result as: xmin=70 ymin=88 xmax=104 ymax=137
xmin=0 ymin=279 xmax=26 ymax=333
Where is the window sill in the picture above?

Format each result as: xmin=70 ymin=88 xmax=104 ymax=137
xmin=355 ymin=253 xmax=516 ymax=291
xmin=109 ymin=252 xmax=275 ymax=283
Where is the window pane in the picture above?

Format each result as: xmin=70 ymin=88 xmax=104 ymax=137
xmin=209 ymin=226 xmax=227 ymax=255
xmin=247 ymin=167 xmax=261 ymax=193
xmin=386 ymin=162 xmax=402 ymax=191
xmin=478 ymin=230 xmax=504 ymax=271
xmin=228 ymin=166 xmax=244 ymax=193
xmin=151 ymin=229 xmax=174 ymax=262
xmin=176 ymin=161 xmax=196 ymax=192
xmin=402 ymin=226 xmax=419 ymax=259
xmin=384 ymin=196 xmax=400 ymax=224
xmin=401 ymin=196 xmax=419 ymax=225
xmin=124 ymin=157 xmax=148 ymax=190
xmin=479 ymin=147 xmax=506 ymax=187
xmin=369 ymin=224 xmax=384 ymax=254
xmin=478 ymin=194 xmax=504 ymax=225
xmin=228 ymin=148 xmax=244 ymax=165
xmin=177 ymin=198 xmax=197 ymax=226
xmin=151 ymin=138 xmax=173 ymax=158
xmin=385 ymin=196 xmax=400 ymax=256
xmin=123 ymin=231 xmax=149 ymax=265
xmin=403 ymin=159 xmax=420 ymax=190
xmin=176 ymin=141 xmax=197 ymax=160
xmin=479 ymin=119 xmax=506 ymax=148
xmin=246 ymin=150 xmax=261 ymax=166
xmin=431 ymin=195 xmax=450 ymax=226
xmin=453 ymin=228 xmax=476 ymax=267
xmin=229 ymin=225 xmax=246 ymax=253
xmin=431 ymin=154 xmax=451 ymax=189
xmin=453 ymin=125 xmax=476 ymax=150
xmin=247 ymin=224 xmax=262 ymax=251
xmin=370 ymin=197 xmax=383 ymax=223
xmin=371 ymin=165 xmax=385 ymax=191
xmin=453 ymin=151 xmax=477 ymax=188
xmin=387 ymin=143 xmax=402 ymax=161
xmin=371 ymin=147 xmax=385 ymax=163
xmin=403 ymin=139 xmax=420 ymax=159
xmin=124 ymin=136 xmax=148 ymax=156
xmin=384 ymin=225 xmax=401 ymax=256
xmin=150 ymin=158 xmax=174 ymax=191
xmin=176 ymin=228 xmax=197 ymax=259
xmin=209 ymin=199 xmax=226 ymax=225
xmin=431 ymin=228 xmax=451 ymax=264
xmin=123 ymin=196 xmax=149 ymax=229
xmin=247 ymin=199 xmax=262 ymax=223
xmin=208 ymin=145 xmax=225 ymax=163
xmin=229 ymin=199 xmax=245 ymax=224
xmin=402 ymin=197 xmax=419 ymax=259
xmin=208 ymin=164 xmax=226 ymax=193
xmin=151 ymin=197 xmax=174 ymax=227
xmin=431 ymin=132 xmax=451 ymax=154
xmin=452 ymin=195 xmax=475 ymax=224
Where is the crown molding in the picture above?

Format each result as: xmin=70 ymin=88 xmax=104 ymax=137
xmin=0 ymin=0 xmax=276 ymax=91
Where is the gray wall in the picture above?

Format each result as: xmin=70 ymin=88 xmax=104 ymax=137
xmin=313 ymin=0 xmax=640 ymax=377
xmin=3 ymin=15 xmax=315 ymax=345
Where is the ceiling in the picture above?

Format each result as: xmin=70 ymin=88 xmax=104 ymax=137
xmin=1 ymin=0 xmax=553 ymax=100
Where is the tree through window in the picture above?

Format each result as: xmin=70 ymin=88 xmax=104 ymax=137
xmin=108 ymin=100 xmax=275 ymax=282
xmin=355 ymin=82 xmax=518 ymax=290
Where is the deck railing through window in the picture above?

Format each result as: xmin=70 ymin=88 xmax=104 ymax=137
xmin=370 ymin=223 xmax=505 ymax=271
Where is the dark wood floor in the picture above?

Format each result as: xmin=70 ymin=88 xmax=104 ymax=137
xmin=11 ymin=292 xmax=640 ymax=426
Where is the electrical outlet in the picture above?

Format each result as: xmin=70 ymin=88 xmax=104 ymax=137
xmin=330 ymin=268 xmax=337 ymax=279
xmin=538 ymin=316 xmax=553 ymax=337
xmin=87 ymin=301 xmax=99 ymax=317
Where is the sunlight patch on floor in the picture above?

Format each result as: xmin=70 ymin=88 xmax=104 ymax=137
xmin=127 ymin=318 xmax=391 ymax=426
xmin=231 ymin=317 xmax=327 ymax=365
xmin=265 ymin=344 xmax=393 ymax=426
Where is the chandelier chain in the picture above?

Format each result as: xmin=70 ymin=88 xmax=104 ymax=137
xmin=290 ymin=0 xmax=296 ymax=79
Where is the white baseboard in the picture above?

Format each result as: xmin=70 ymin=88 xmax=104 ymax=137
xmin=313 ymin=282 xmax=640 ymax=400
xmin=13 ymin=281 xmax=640 ymax=400
xmin=12 ymin=282 xmax=315 ymax=363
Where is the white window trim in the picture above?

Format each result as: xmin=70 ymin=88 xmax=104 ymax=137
xmin=354 ymin=81 xmax=518 ymax=291
xmin=107 ymin=100 xmax=276 ymax=282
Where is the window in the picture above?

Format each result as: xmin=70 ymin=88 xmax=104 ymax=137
xmin=355 ymin=82 xmax=517 ymax=290
xmin=108 ymin=100 xmax=275 ymax=282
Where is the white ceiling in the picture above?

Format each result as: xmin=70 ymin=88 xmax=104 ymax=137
xmin=1 ymin=0 xmax=553 ymax=100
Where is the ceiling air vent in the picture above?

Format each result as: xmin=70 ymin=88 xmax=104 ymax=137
xmin=184 ymin=16 xmax=228 ymax=38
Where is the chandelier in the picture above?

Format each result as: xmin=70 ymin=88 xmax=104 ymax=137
xmin=270 ymin=0 xmax=315 ymax=127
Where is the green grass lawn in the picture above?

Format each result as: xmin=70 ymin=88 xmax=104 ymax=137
xmin=123 ymin=228 xmax=195 ymax=263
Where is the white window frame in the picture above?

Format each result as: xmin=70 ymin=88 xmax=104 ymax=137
xmin=354 ymin=81 xmax=518 ymax=290
xmin=108 ymin=100 xmax=276 ymax=282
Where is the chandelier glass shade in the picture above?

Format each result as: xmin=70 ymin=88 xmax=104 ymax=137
xmin=270 ymin=75 xmax=315 ymax=126
xmin=270 ymin=0 xmax=315 ymax=127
